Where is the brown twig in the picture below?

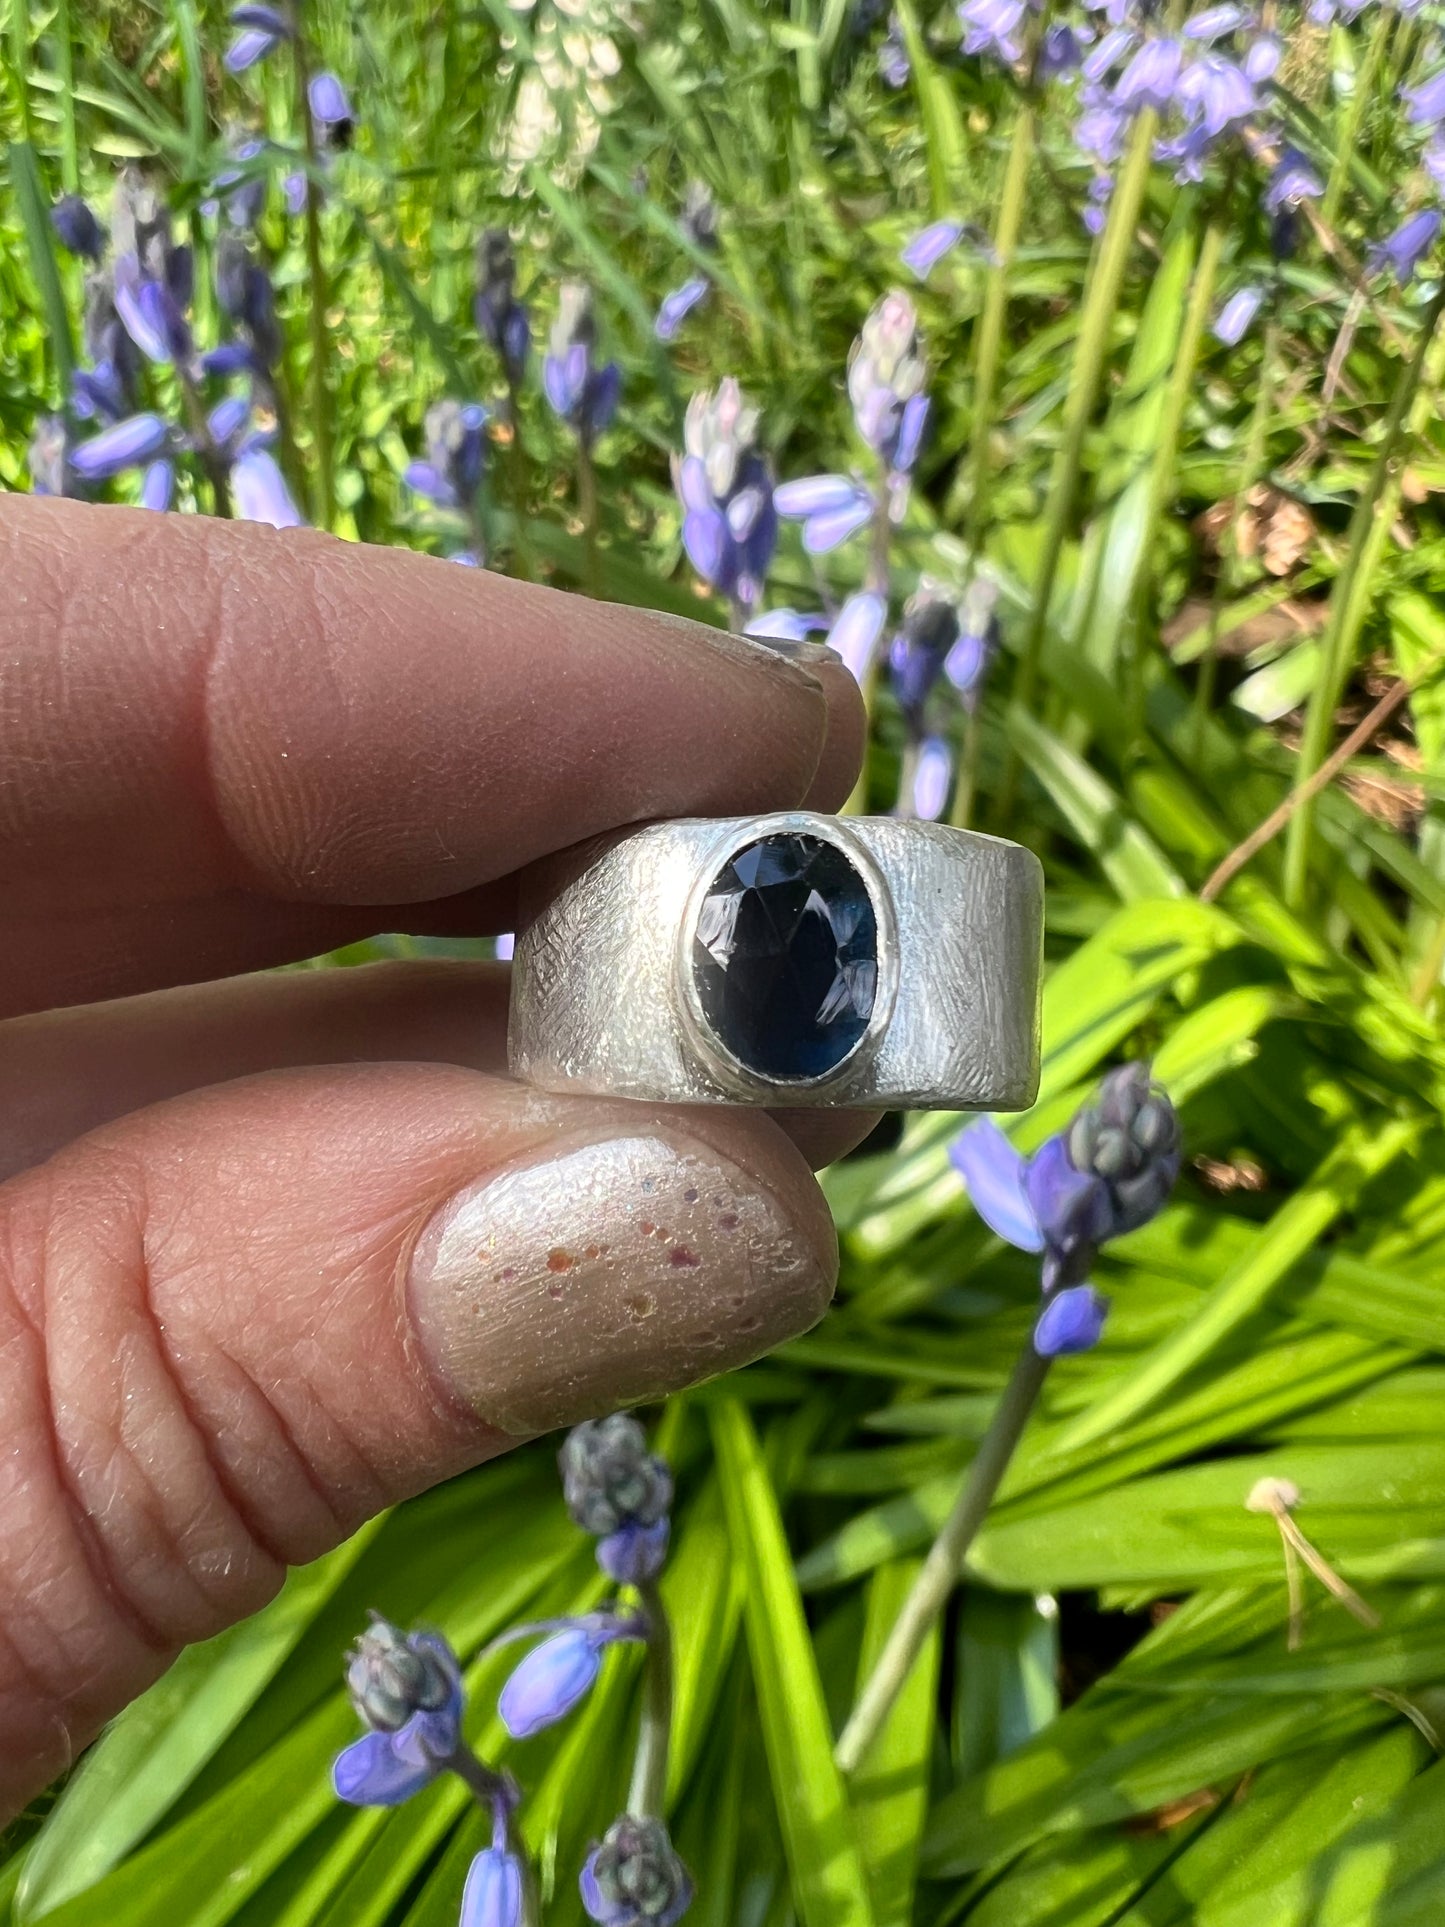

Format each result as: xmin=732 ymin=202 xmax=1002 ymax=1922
xmin=1200 ymin=659 xmax=1436 ymax=901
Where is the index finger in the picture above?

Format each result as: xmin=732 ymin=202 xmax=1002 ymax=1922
xmin=1 ymin=498 xmax=862 ymax=1016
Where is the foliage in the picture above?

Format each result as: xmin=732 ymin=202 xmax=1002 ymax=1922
xmin=6 ymin=0 xmax=1445 ymax=1922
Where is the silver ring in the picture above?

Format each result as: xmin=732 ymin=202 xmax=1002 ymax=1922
xmin=508 ymin=812 xmax=1043 ymax=1110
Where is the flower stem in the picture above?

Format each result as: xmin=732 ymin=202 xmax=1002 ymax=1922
xmin=835 ymin=1342 xmax=1051 ymax=1776
xmin=844 ymin=489 xmax=894 ymax=817
xmin=446 ymin=1751 xmax=540 ymax=1927
xmin=1282 ymin=285 xmax=1445 ymax=906
xmin=1321 ymin=4 xmax=1393 ymax=229
xmin=948 ymin=707 xmax=981 ymax=830
xmin=576 ymin=435 xmax=601 ymax=597
xmin=291 ymin=26 xmax=334 ymax=532
xmin=627 ymin=1578 xmax=674 ymax=1818
xmin=964 ymin=98 xmax=1034 ymax=551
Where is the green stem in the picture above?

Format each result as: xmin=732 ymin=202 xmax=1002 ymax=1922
xmin=445 ymin=1752 xmax=539 ymax=1927
xmin=964 ymin=99 xmax=1034 ymax=551
xmin=994 ymin=107 xmax=1157 ymax=825
xmin=627 ymin=1579 xmax=674 ymax=1818
xmin=844 ymin=488 xmax=894 ymax=816
xmin=576 ymin=434 xmax=601 ymax=597
xmin=1282 ymin=286 xmax=1445 ymax=906
xmin=948 ymin=707 xmax=981 ymax=830
xmin=53 ymin=0 xmax=77 ymax=192
xmin=1321 ymin=5 xmax=1392 ymax=229
xmin=292 ymin=29 xmax=335 ymax=531
xmin=835 ymin=1343 xmax=1051 ymax=1775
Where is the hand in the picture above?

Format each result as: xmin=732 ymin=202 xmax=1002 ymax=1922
xmin=0 ymin=497 xmax=866 ymax=1821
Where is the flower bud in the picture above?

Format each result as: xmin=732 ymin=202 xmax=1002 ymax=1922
xmin=51 ymin=195 xmax=105 ymax=262
xmin=847 ymin=290 xmax=927 ymax=468
xmin=560 ymin=1415 xmax=673 ymax=1538
xmin=1066 ymin=1062 xmax=1182 ymax=1239
xmin=1034 ymin=1284 xmax=1110 ymax=1357
xmin=581 ymin=1816 xmax=693 ymax=1927
xmin=346 ymin=1615 xmax=459 ymax=1734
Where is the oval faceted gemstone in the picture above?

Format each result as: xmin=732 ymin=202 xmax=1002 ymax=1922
xmin=692 ymin=833 xmax=878 ymax=1080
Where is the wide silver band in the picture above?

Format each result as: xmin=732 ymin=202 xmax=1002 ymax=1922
xmin=508 ymin=812 xmax=1043 ymax=1110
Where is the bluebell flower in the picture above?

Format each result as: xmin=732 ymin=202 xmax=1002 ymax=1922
xmin=745 ymin=608 xmax=832 ymax=642
xmin=848 ymin=290 xmax=929 ymax=482
xmin=773 ymin=473 xmax=875 ymax=553
xmin=879 ymin=13 xmax=910 ymax=86
xmin=944 ymin=577 xmax=999 ymax=711
xmin=909 ymin=735 xmax=953 ymax=821
xmin=232 ymin=446 xmax=305 ymax=527
xmin=114 ymin=273 xmax=193 ymax=368
xmin=1075 ymin=100 xmax=1128 ymax=165
xmin=475 ymin=229 xmax=530 ymax=390
xmin=1083 ymin=173 xmax=1114 ymax=236
xmin=1405 ymin=69 xmax=1445 ymax=130
xmin=1368 ymin=208 xmax=1443 ymax=286
xmin=958 ymin=0 xmax=1027 ymax=65
xmin=656 ymin=277 xmax=710 ymax=341
xmin=405 ymin=400 xmax=488 ymax=510
xmin=461 ymin=1849 xmax=524 ymax=1927
xmin=1183 ymin=4 xmax=1248 ymax=40
xmin=1213 ymin=284 xmax=1264 ymax=345
xmin=1083 ymin=29 xmax=1135 ymax=83
xmin=497 ymin=1612 xmax=645 ymax=1739
xmin=581 ymin=1817 xmax=693 ymax=1927
xmin=215 ymin=233 xmax=282 ymax=371
xmin=674 ymin=378 xmax=777 ymax=614
xmin=902 ymin=220 xmax=964 ymax=279
xmin=544 ymin=282 xmax=622 ymax=446
xmin=890 ymin=582 xmax=960 ymax=739
xmin=1037 ymin=22 xmax=1092 ymax=79
xmin=1243 ymin=31 xmax=1281 ymax=82
xmin=69 ymin=413 xmax=172 ymax=481
xmin=1175 ymin=53 xmax=1254 ymax=137
xmin=560 ymin=1414 xmax=672 ymax=1538
xmin=51 ymin=195 xmax=105 ymax=261
xmin=1264 ymin=148 xmax=1323 ymax=213
xmin=308 ymin=71 xmax=355 ymax=148
xmin=224 ymin=2 xmax=292 ymax=71
xmin=283 ymin=169 xmax=309 ymax=216
xmin=655 ymin=183 xmax=718 ymax=339
xmin=1034 ymin=1284 xmax=1111 ymax=1357
xmin=333 ymin=1620 xmax=464 ymax=1806
xmin=1113 ymin=37 xmax=1182 ymax=114
xmin=951 ymin=1061 xmax=1181 ymax=1297
xmin=827 ymin=591 xmax=888 ymax=682
xmin=139 ymin=460 xmax=174 ymax=512
xmin=211 ymin=133 xmax=269 ymax=230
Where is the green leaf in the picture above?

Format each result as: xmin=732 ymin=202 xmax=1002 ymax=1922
xmin=711 ymin=1399 xmax=877 ymax=1927
xmin=851 ymin=1560 xmax=938 ymax=1927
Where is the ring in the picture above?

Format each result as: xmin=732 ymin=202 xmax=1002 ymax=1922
xmin=509 ymin=812 xmax=1043 ymax=1110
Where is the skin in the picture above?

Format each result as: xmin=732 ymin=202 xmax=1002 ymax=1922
xmin=0 ymin=497 xmax=871 ymax=1821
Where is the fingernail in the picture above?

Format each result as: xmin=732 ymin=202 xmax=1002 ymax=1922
xmin=748 ymin=638 xmax=844 ymax=669
xmin=407 ymin=1133 xmax=834 ymax=1435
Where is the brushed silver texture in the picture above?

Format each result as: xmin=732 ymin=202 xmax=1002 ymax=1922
xmin=508 ymin=812 xmax=1043 ymax=1111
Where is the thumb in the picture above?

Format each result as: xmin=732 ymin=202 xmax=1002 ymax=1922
xmin=0 ymin=1063 xmax=834 ymax=1818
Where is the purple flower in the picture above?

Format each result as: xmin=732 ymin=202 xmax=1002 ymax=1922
xmin=1264 ymin=148 xmax=1323 ymax=213
xmin=498 ymin=1614 xmax=644 ymax=1739
xmin=71 ymin=360 xmax=131 ymax=424
xmin=332 ymin=1622 xmax=464 ymax=1807
xmin=114 ymin=274 xmax=193 ymax=368
xmin=951 ymin=1062 xmax=1181 ymax=1293
xmin=1075 ymin=101 xmax=1127 ymax=164
xmin=1083 ymin=28 xmax=1135 ymax=82
xmin=1113 ymin=36 xmax=1182 ymax=113
xmin=848 ymin=290 xmax=929 ymax=476
xmin=139 ymin=460 xmax=174 ymax=512
xmin=597 ymin=1518 xmax=671 ymax=1585
xmin=216 ymin=233 xmax=281 ymax=368
xmin=773 ymin=473 xmax=875 ymax=553
xmin=1213 ymin=284 xmax=1264 ymax=345
xmin=890 ymin=582 xmax=961 ymax=737
xmin=544 ymin=282 xmax=622 ymax=445
xmin=283 ymin=169 xmax=309 ymax=216
xmin=405 ymin=399 xmax=488 ymax=510
xmin=1404 ymin=69 xmax=1445 ymax=130
xmin=224 ymin=4 xmax=292 ymax=71
xmin=1083 ymin=174 xmax=1114 ymax=235
xmin=656 ymin=275 xmax=710 ymax=341
xmin=1369 ymin=208 xmax=1443 ymax=286
xmin=1175 ymin=54 xmax=1254 ymax=137
xmin=232 ymin=447 xmax=305 ymax=527
xmin=308 ymin=71 xmax=355 ymax=146
xmin=1038 ymin=22 xmax=1092 ymax=78
xmin=902 ymin=220 xmax=964 ymax=278
xmin=560 ymin=1415 xmax=672 ymax=1538
xmin=674 ymin=378 xmax=777 ymax=613
xmin=745 ymin=608 xmax=831 ymax=642
xmin=909 ymin=736 xmax=953 ymax=821
xmin=958 ymin=0 xmax=1027 ymax=64
xmin=1034 ymin=1284 xmax=1110 ymax=1356
xmin=828 ymin=591 xmax=888 ymax=682
xmin=69 ymin=413 xmax=171 ymax=480
xmin=211 ymin=135 xmax=269 ymax=230
xmin=944 ymin=578 xmax=1000 ymax=710
xmin=461 ymin=1850 xmax=524 ymax=1927
xmin=581 ymin=1817 xmax=693 ymax=1927
xmin=1184 ymin=4 xmax=1248 ymax=39
xmin=51 ymin=195 xmax=105 ymax=261
xmin=879 ymin=14 xmax=910 ymax=86
xmin=1243 ymin=31 xmax=1281 ymax=82
xmin=475 ymin=229 xmax=530 ymax=389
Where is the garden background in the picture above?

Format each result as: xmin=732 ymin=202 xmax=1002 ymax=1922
xmin=5 ymin=0 xmax=1445 ymax=1922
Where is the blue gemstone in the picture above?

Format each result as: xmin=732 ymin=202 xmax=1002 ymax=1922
xmin=692 ymin=833 xmax=878 ymax=1080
